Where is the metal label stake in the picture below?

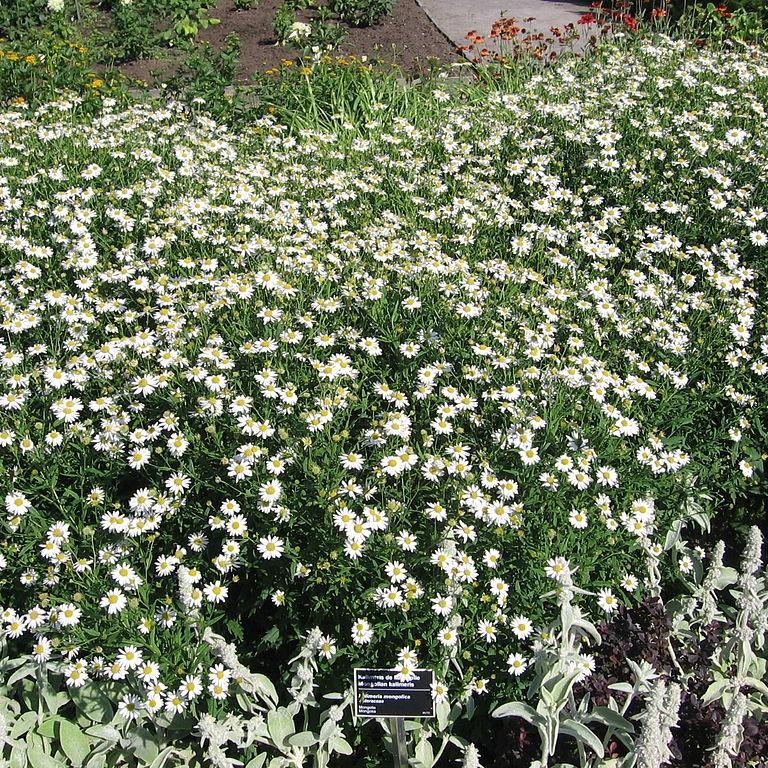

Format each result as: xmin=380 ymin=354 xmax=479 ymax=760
xmin=391 ymin=717 xmax=409 ymax=768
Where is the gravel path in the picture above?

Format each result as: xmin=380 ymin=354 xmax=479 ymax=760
xmin=415 ymin=0 xmax=592 ymax=54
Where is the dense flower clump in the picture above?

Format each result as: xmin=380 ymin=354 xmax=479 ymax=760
xmin=0 ymin=37 xmax=766 ymax=718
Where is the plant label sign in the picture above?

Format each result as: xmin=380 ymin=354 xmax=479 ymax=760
xmin=353 ymin=668 xmax=435 ymax=719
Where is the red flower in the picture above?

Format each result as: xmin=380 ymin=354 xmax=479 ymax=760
xmin=622 ymin=13 xmax=639 ymax=30
xmin=579 ymin=13 xmax=596 ymax=24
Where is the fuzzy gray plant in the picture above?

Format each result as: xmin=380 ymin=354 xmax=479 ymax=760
xmin=698 ymin=540 xmax=726 ymax=626
xmin=634 ymin=679 xmax=682 ymax=768
xmin=712 ymin=692 xmax=748 ymax=768
xmin=202 ymin=626 xmax=264 ymax=697
xmin=460 ymin=743 xmax=483 ymax=768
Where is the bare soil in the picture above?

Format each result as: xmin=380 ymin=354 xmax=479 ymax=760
xmin=118 ymin=0 xmax=461 ymax=86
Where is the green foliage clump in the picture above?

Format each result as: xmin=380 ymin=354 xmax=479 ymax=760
xmin=0 ymin=32 xmax=128 ymax=106
xmin=109 ymin=0 xmax=162 ymax=62
xmin=329 ymin=0 xmax=393 ymax=27
xmin=0 ymin=0 xmax=50 ymax=39
xmin=161 ymin=0 xmax=221 ymax=40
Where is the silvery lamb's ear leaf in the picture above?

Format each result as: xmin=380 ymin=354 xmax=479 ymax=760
xmin=267 ymin=707 xmax=295 ymax=748
xmin=58 ymin=720 xmax=92 ymax=768
xmin=414 ymin=736 xmax=435 ymax=768
xmin=83 ymin=725 xmax=120 ymax=742
xmin=286 ymin=731 xmax=317 ymax=748
xmin=7 ymin=662 xmax=36 ymax=687
xmin=35 ymin=716 xmax=64 ymax=738
xmin=743 ymin=676 xmax=768 ymax=697
xmin=329 ymin=735 xmax=353 ymax=755
xmin=252 ymin=674 xmax=279 ymax=706
xmin=715 ymin=567 xmax=738 ymax=590
xmin=244 ymin=754 xmax=268 ymax=768
xmin=663 ymin=520 xmax=683 ymax=552
xmin=148 ymin=747 xmax=181 ymax=768
xmin=701 ymin=678 xmax=730 ymax=704
xmin=436 ymin=699 xmax=450 ymax=731
xmin=125 ymin=725 xmax=161 ymax=765
xmin=587 ymin=706 xmax=635 ymax=734
xmin=10 ymin=710 xmax=37 ymax=739
xmin=492 ymin=701 xmax=543 ymax=727
xmin=10 ymin=745 xmax=28 ymax=768
xmin=572 ymin=617 xmax=602 ymax=645
xmin=69 ymin=683 xmax=113 ymax=724
xmin=559 ymin=719 xmax=604 ymax=758
xmin=25 ymin=741 xmax=66 ymax=768
xmin=0 ymin=656 xmax=28 ymax=675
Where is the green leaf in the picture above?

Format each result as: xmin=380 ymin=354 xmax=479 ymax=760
xmin=83 ymin=725 xmax=121 ymax=742
xmin=286 ymin=731 xmax=317 ymax=748
xmin=587 ymin=707 xmax=634 ymax=734
xmin=414 ymin=737 xmax=435 ymax=768
xmin=492 ymin=701 xmax=543 ymax=727
xmin=83 ymin=752 xmax=107 ymax=768
xmin=572 ymin=617 xmax=602 ymax=645
xmin=0 ymin=656 xmax=28 ymax=675
xmin=560 ymin=720 xmax=604 ymax=758
xmin=701 ymin=678 xmax=730 ymax=704
xmin=70 ymin=683 xmax=114 ymax=724
xmin=267 ymin=707 xmax=295 ymax=748
xmin=10 ymin=711 xmax=38 ymax=739
xmin=59 ymin=721 xmax=92 ymax=767
xmin=329 ymin=736 xmax=353 ymax=755
xmin=126 ymin=726 xmax=160 ymax=765
xmin=245 ymin=755 xmax=268 ymax=768
xmin=27 ymin=744 xmax=66 ymax=768
xmin=7 ymin=662 xmax=36 ymax=687
xmin=436 ymin=699 xmax=450 ymax=731
xmin=715 ymin=567 xmax=738 ymax=590
xmin=252 ymin=674 xmax=279 ymax=706
xmin=36 ymin=717 xmax=64 ymax=738
xmin=147 ymin=746 xmax=177 ymax=768
xmin=10 ymin=746 xmax=27 ymax=768
xmin=743 ymin=676 xmax=768 ymax=697
xmin=319 ymin=718 xmax=337 ymax=743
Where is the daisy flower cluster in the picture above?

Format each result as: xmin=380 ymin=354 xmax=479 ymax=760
xmin=0 ymin=37 xmax=766 ymax=713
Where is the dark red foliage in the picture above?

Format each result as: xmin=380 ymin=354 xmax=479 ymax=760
xmin=486 ymin=599 xmax=768 ymax=767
